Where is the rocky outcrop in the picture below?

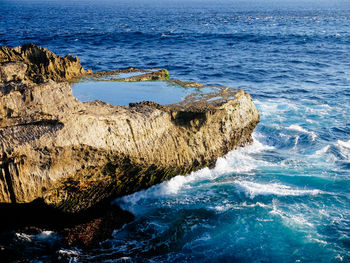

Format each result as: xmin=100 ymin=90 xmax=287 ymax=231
xmin=0 ymin=48 xmax=260 ymax=216
xmin=0 ymin=44 xmax=89 ymax=83
xmin=0 ymin=44 xmax=177 ymax=84
xmin=0 ymin=46 xmax=260 ymax=248
xmin=93 ymin=68 xmax=170 ymax=82
xmin=168 ymin=79 xmax=203 ymax=88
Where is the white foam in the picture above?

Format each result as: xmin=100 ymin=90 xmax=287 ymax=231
xmin=336 ymin=254 xmax=344 ymax=261
xmin=235 ymin=181 xmax=323 ymax=198
xmin=279 ymin=133 xmax=290 ymax=138
xmin=254 ymin=99 xmax=296 ymax=119
xmin=241 ymin=201 xmax=268 ymax=208
xmin=287 ymin=124 xmax=309 ymax=133
xmin=294 ymin=135 xmax=299 ymax=149
xmin=314 ymin=139 xmax=350 ymax=161
xmin=315 ymin=145 xmax=330 ymax=155
xmin=269 ymin=199 xmax=314 ymax=228
xmin=193 ymin=233 xmax=211 ymax=242
xmin=118 ymin=133 xmax=274 ymax=208
xmin=288 ymin=214 xmax=314 ymax=228
xmin=212 ymin=201 xmax=268 ymax=212
xmin=308 ymin=237 xmax=327 ymax=246
xmin=14 ymin=231 xmax=59 ymax=245
xmin=311 ymin=132 xmax=317 ymax=141
xmin=286 ymin=124 xmax=317 ymax=141
xmin=15 ymin=233 xmax=32 ymax=242
xmin=36 ymin=231 xmax=55 ymax=241
xmin=119 ymin=167 xmax=213 ymax=207
xmin=58 ymin=249 xmax=80 ymax=255
xmin=213 ymin=204 xmax=235 ymax=212
xmin=335 ymin=139 xmax=350 ymax=159
xmin=256 ymin=102 xmax=279 ymax=115
xmin=58 ymin=249 xmax=80 ymax=258
xmin=337 ymin=139 xmax=350 ymax=149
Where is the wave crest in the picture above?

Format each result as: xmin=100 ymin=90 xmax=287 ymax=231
xmin=235 ymin=181 xmax=324 ymax=198
xmin=117 ymin=134 xmax=274 ymax=209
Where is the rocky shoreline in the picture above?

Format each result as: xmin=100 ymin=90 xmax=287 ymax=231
xmin=0 ymin=44 xmax=259 ymax=250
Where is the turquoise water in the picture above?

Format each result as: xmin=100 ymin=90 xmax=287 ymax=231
xmin=103 ymin=97 xmax=349 ymax=263
xmin=1 ymin=0 xmax=349 ymax=262
xmin=71 ymin=80 xmax=198 ymax=105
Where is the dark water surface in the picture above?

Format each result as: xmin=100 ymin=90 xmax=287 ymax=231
xmin=1 ymin=0 xmax=350 ymax=262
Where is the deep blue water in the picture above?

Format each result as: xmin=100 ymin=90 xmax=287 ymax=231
xmin=1 ymin=0 xmax=350 ymax=262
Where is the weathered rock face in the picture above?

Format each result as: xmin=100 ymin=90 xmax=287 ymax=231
xmin=0 ymin=62 xmax=27 ymax=83
xmin=0 ymin=44 xmax=89 ymax=83
xmin=0 ymin=52 xmax=259 ymax=214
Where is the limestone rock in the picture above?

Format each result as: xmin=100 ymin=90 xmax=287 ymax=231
xmin=0 ymin=62 xmax=27 ymax=83
xmin=0 ymin=55 xmax=259 ymax=214
xmin=91 ymin=67 xmax=170 ymax=82
xmin=0 ymin=44 xmax=89 ymax=83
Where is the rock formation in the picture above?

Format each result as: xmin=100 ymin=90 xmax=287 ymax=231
xmin=0 ymin=45 xmax=260 ymax=216
xmin=0 ymin=43 xmax=89 ymax=83
xmin=93 ymin=67 xmax=170 ymax=82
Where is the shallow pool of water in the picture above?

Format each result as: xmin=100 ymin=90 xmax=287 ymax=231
xmin=71 ymin=80 xmax=201 ymax=106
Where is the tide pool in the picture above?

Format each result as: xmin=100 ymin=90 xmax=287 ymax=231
xmin=71 ymin=80 xmax=199 ymax=105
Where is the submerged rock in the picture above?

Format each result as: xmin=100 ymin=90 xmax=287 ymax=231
xmin=0 ymin=46 xmax=259 ymax=216
xmin=63 ymin=206 xmax=134 ymax=248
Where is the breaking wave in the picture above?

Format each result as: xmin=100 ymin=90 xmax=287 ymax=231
xmin=235 ymin=181 xmax=324 ymax=198
xmin=117 ymin=133 xmax=274 ymax=209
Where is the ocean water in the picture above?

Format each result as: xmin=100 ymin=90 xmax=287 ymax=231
xmin=1 ymin=0 xmax=350 ymax=262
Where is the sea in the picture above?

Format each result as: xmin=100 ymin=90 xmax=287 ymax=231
xmin=0 ymin=0 xmax=349 ymax=262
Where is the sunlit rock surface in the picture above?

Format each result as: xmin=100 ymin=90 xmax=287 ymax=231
xmin=0 ymin=46 xmax=260 ymax=214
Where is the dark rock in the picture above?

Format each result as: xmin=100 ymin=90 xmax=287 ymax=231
xmin=63 ymin=207 xmax=134 ymax=248
xmin=0 ymin=199 xmax=133 ymax=249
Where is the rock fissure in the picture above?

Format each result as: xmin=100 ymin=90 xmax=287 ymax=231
xmin=1 ymin=158 xmax=17 ymax=203
xmin=126 ymin=119 xmax=140 ymax=155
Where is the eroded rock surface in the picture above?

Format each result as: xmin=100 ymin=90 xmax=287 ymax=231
xmin=0 ymin=48 xmax=260 ymax=215
xmin=0 ymin=43 xmax=89 ymax=83
xmin=92 ymin=68 xmax=170 ymax=82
